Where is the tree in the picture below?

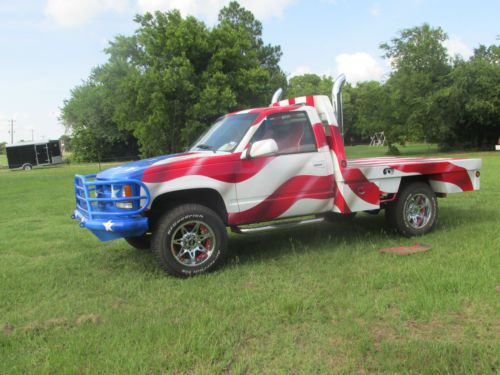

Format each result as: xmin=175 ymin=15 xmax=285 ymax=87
xmin=0 ymin=142 xmax=6 ymax=155
xmin=61 ymin=1 xmax=286 ymax=159
xmin=438 ymin=46 xmax=500 ymax=149
xmin=59 ymin=135 xmax=72 ymax=153
xmin=61 ymin=79 xmax=139 ymax=162
xmin=286 ymin=74 xmax=332 ymax=97
xmin=380 ymin=24 xmax=451 ymax=147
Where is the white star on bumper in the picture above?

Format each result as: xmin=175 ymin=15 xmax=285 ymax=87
xmin=103 ymin=220 xmax=114 ymax=232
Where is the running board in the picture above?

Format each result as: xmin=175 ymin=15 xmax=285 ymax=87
xmin=231 ymin=217 xmax=324 ymax=234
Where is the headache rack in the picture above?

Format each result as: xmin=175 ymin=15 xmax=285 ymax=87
xmin=74 ymin=174 xmax=151 ymax=221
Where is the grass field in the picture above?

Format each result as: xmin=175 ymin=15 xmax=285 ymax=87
xmin=1 ymin=145 xmax=499 ymax=374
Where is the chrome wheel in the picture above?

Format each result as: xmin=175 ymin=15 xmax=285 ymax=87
xmin=404 ymin=193 xmax=432 ymax=229
xmin=170 ymin=221 xmax=215 ymax=267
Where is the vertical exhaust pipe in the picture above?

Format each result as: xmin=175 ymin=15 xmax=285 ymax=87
xmin=332 ymin=74 xmax=346 ymax=138
xmin=271 ymin=88 xmax=283 ymax=105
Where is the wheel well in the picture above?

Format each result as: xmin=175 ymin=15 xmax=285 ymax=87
xmin=399 ymin=175 xmax=429 ymax=189
xmin=149 ymin=189 xmax=228 ymax=226
xmin=383 ymin=175 xmax=431 ymax=209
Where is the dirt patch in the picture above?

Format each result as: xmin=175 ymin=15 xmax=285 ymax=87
xmin=76 ymin=314 xmax=101 ymax=325
xmin=22 ymin=317 xmax=69 ymax=334
xmin=243 ymin=282 xmax=257 ymax=289
xmin=3 ymin=322 xmax=15 ymax=336
xmin=379 ymin=243 xmax=431 ymax=255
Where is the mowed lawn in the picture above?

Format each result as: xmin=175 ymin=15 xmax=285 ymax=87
xmin=0 ymin=146 xmax=499 ymax=374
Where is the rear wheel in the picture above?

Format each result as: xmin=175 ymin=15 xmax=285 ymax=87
xmin=22 ymin=163 xmax=32 ymax=171
xmin=386 ymin=181 xmax=438 ymax=237
xmin=151 ymin=204 xmax=227 ymax=277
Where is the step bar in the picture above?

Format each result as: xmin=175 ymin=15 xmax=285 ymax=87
xmin=231 ymin=217 xmax=325 ymax=234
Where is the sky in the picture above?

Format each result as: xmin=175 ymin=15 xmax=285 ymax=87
xmin=0 ymin=0 xmax=498 ymax=144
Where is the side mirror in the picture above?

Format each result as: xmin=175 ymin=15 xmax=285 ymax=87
xmin=241 ymin=139 xmax=278 ymax=159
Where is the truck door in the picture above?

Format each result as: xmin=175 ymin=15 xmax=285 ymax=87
xmin=234 ymin=111 xmax=334 ymax=224
xmin=35 ymin=144 xmax=49 ymax=165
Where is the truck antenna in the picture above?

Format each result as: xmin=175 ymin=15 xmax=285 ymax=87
xmin=271 ymin=88 xmax=283 ymax=105
xmin=332 ymin=74 xmax=346 ymax=138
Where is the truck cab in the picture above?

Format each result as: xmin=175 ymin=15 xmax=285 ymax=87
xmin=73 ymin=75 xmax=481 ymax=277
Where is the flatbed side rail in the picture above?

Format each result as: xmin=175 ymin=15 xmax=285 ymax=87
xmin=74 ymin=174 xmax=151 ymax=220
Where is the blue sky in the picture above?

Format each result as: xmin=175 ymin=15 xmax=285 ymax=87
xmin=0 ymin=0 xmax=498 ymax=143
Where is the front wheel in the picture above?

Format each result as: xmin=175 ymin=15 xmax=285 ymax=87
xmin=151 ymin=204 xmax=228 ymax=277
xmin=386 ymin=181 xmax=438 ymax=237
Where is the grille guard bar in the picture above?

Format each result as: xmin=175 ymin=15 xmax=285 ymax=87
xmin=74 ymin=174 xmax=151 ymax=220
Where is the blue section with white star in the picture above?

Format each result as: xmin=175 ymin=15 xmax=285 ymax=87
xmin=72 ymin=173 xmax=152 ymax=241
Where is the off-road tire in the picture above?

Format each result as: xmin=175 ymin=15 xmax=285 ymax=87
xmin=386 ymin=181 xmax=438 ymax=237
xmin=124 ymin=234 xmax=151 ymax=250
xmin=151 ymin=204 xmax=227 ymax=278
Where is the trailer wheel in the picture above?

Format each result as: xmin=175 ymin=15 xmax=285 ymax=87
xmin=124 ymin=234 xmax=151 ymax=250
xmin=22 ymin=163 xmax=33 ymax=171
xmin=386 ymin=181 xmax=438 ymax=237
xmin=151 ymin=204 xmax=228 ymax=277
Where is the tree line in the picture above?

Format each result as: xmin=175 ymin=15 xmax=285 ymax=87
xmin=61 ymin=1 xmax=499 ymax=161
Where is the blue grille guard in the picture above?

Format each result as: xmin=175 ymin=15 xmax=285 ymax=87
xmin=73 ymin=174 xmax=151 ymax=241
xmin=74 ymin=174 xmax=151 ymax=220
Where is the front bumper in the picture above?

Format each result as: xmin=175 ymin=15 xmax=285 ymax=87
xmin=72 ymin=174 xmax=151 ymax=242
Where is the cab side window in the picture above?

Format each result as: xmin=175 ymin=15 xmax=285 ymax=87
xmin=252 ymin=112 xmax=317 ymax=154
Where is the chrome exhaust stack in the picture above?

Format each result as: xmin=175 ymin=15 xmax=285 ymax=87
xmin=270 ymin=88 xmax=283 ymax=105
xmin=332 ymin=74 xmax=346 ymax=137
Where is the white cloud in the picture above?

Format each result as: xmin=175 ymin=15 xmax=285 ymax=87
xmin=137 ymin=0 xmax=294 ymax=23
xmin=44 ymin=0 xmax=293 ymax=27
xmin=443 ymin=35 xmax=473 ymax=59
xmin=334 ymin=52 xmax=384 ymax=84
xmin=288 ymin=65 xmax=313 ymax=78
xmin=44 ymin=0 xmax=129 ymax=27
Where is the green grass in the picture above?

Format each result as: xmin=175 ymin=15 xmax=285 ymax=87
xmin=1 ymin=147 xmax=499 ymax=374
xmin=345 ymin=143 xmax=439 ymax=158
xmin=0 ymin=154 xmax=6 ymax=168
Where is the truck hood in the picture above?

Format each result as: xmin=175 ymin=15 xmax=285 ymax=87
xmin=96 ymin=153 xmax=188 ymax=180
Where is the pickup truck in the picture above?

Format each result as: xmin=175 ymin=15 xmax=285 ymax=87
xmin=72 ymin=74 xmax=482 ymax=277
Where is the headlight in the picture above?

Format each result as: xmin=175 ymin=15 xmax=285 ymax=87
xmin=115 ymin=184 xmax=134 ymax=209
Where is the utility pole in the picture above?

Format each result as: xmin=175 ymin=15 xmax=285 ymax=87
xmin=8 ymin=119 xmax=15 ymax=144
xmin=31 ymin=129 xmax=34 ymax=141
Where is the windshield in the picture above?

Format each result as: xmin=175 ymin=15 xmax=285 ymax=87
xmin=190 ymin=113 xmax=259 ymax=152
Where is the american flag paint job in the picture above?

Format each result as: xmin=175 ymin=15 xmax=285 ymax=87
xmin=75 ymin=94 xmax=481 ymax=241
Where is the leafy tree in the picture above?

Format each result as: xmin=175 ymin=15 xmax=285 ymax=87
xmin=286 ymin=74 xmax=332 ymax=97
xmin=0 ymin=142 xmax=6 ymax=155
xmin=438 ymin=46 xmax=500 ymax=149
xmin=61 ymin=80 xmax=139 ymax=162
xmin=59 ymin=135 xmax=72 ymax=153
xmin=380 ymin=24 xmax=451 ymax=147
xmin=61 ymin=1 xmax=286 ymax=159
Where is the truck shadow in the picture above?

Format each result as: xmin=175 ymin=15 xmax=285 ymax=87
xmin=226 ymin=206 xmax=494 ymax=267
xmin=110 ymin=206 xmax=493 ymax=275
